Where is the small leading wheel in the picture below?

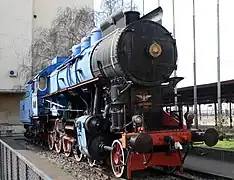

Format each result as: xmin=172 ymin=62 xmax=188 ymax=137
xmin=73 ymin=146 xmax=84 ymax=162
xmin=87 ymin=158 xmax=96 ymax=167
xmin=48 ymin=132 xmax=55 ymax=151
xmin=55 ymin=133 xmax=63 ymax=154
xmin=63 ymin=138 xmax=72 ymax=157
xmin=110 ymin=140 xmax=126 ymax=178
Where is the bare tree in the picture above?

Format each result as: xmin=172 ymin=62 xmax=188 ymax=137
xmin=95 ymin=0 xmax=138 ymax=24
xmin=19 ymin=2 xmax=138 ymax=84
xmin=19 ymin=6 xmax=95 ymax=83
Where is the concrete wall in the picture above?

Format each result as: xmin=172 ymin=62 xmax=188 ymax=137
xmin=0 ymin=0 xmax=33 ymax=91
xmin=33 ymin=0 xmax=94 ymax=29
xmin=0 ymin=94 xmax=24 ymax=125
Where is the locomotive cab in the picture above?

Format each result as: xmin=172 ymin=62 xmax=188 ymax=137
xmin=20 ymin=57 xmax=66 ymax=136
xmin=20 ymin=82 xmax=34 ymax=124
xmin=20 ymin=73 xmax=48 ymax=124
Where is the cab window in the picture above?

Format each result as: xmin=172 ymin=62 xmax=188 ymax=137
xmin=38 ymin=76 xmax=47 ymax=91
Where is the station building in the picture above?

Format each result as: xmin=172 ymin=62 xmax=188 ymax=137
xmin=0 ymin=0 xmax=93 ymax=125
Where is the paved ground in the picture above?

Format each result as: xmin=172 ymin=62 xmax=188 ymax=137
xmin=0 ymin=136 xmax=75 ymax=180
xmin=184 ymin=155 xmax=234 ymax=179
xmin=0 ymin=124 xmax=25 ymax=134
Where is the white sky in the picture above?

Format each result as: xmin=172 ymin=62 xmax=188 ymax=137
xmin=94 ymin=0 xmax=234 ymax=88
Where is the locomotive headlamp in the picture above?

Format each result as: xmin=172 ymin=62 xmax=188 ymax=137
xmin=185 ymin=112 xmax=194 ymax=128
xmin=148 ymin=43 xmax=162 ymax=57
xmin=187 ymin=112 xmax=195 ymax=121
xmin=132 ymin=115 xmax=143 ymax=124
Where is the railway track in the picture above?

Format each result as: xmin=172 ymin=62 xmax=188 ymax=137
xmin=9 ymin=136 xmax=233 ymax=180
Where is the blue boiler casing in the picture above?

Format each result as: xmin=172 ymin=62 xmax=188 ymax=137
xmin=68 ymin=44 xmax=81 ymax=86
xmin=50 ymin=57 xmax=68 ymax=93
xmin=49 ymin=28 xmax=102 ymax=94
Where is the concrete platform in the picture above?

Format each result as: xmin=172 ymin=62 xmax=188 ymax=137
xmin=0 ymin=124 xmax=25 ymax=136
xmin=184 ymin=155 xmax=234 ymax=179
xmin=0 ymin=136 xmax=75 ymax=180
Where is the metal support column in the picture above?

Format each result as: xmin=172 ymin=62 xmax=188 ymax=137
xmin=217 ymin=0 xmax=222 ymax=126
xmin=229 ymin=101 xmax=232 ymax=128
xmin=214 ymin=102 xmax=217 ymax=126
xmin=199 ymin=104 xmax=201 ymax=121
xmin=193 ymin=0 xmax=198 ymax=129
xmin=172 ymin=0 xmax=178 ymax=111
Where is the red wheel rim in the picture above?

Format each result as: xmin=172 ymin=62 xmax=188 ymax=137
xmin=63 ymin=138 xmax=72 ymax=157
xmin=48 ymin=133 xmax=55 ymax=150
xmin=110 ymin=140 xmax=125 ymax=178
xmin=55 ymin=134 xmax=62 ymax=153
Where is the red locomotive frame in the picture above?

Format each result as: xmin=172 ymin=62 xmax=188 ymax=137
xmin=110 ymin=110 xmax=217 ymax=179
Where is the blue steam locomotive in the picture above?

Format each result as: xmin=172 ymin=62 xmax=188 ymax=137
xmin=20 ymin=7 xmax=218 ymax=179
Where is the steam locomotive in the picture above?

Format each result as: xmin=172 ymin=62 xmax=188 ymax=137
xmin=20 ymin=7 xmax=219 ymax=179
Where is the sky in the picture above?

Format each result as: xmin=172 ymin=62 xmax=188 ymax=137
xmin=94 ymin=0 xmax=234 ymax=88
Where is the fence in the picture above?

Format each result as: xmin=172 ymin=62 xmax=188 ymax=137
xmin=0 ymin=139 xmax=51 ymax=180
xmin=165 ymin=105 xmax=234 ymax=127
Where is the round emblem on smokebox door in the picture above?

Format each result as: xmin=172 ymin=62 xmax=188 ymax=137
xmin=148 ymin=43 xmax=162 ymax=58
